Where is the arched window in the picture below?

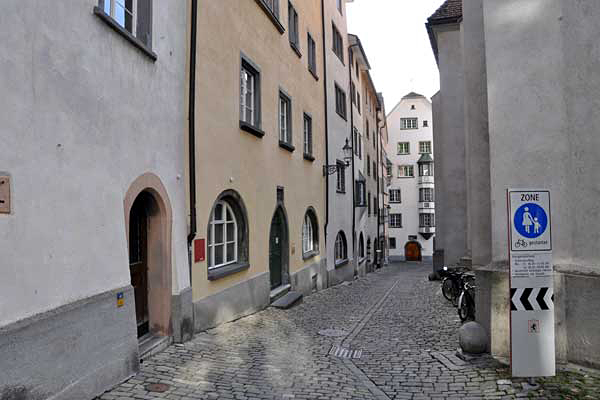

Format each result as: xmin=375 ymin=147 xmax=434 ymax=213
xmin=302 ymin=208 xmax=319 ymax=257
xmin=335 ymin=231 xmax=348 ymax=264
xmin=358 ymin=233 xmax=365 ymax=259
xmin=207 ymin=190 xmax=249 ymax=278
xmin=366 ymin=237 xmax=371 ymax=261
xmin=208 ymin=201 xmax=237 ymax=268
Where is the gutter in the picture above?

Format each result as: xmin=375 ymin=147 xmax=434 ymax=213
xmin=187 ymin=0 xmax=198 ymax=286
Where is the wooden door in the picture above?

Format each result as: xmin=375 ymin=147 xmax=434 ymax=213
xmin=129 ymin=198 xmax=149 ymax=338
xmin=405 ymin=242 xmax=422 ymax=262
xmin=269 ymin=211 xmax=283 ymax=289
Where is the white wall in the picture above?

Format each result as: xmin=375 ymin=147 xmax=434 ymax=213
xmin=385 ymin=95 xmax=434 ymax=258
xmin=0 ymin=0 xmax=189 ymax=326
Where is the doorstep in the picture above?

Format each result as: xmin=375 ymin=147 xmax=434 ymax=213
xmin=139 ymin=334 xmax=172 ymax=361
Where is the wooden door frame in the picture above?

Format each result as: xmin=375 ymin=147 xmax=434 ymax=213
xmin=404 ymin=241 xmax=422 ymax=262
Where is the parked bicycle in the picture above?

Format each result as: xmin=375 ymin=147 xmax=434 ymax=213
xmin=457 ymin=274 xmax=476 ymax=321
xmin=439 ymin=266 xmax=469 ymax=306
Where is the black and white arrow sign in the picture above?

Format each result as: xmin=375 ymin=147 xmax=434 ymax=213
xmin=510 ymin=287 xmax=554 ymax=311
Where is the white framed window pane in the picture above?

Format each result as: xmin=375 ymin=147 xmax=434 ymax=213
xmin=214 ymin=244 xmax=224 ymax=266
xmin=226 ymin=222 xmax=235 ymax=241
xmin=214 ymin=223 xmax=224 ymax=244
xmin=214 ymin=203 xmax=223 ymax=221
xmin=226 ymin=243 xmax=235 ymax=262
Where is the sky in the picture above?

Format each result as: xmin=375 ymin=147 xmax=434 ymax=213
xmin=346 ymin=0 xmax=446 ymax=113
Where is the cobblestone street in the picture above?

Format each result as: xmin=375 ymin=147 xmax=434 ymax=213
xmin=98 ymin=263 xmax=600 ymax=400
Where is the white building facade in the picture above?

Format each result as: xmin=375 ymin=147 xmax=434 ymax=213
xmin=385 ymin=93 xmax=435 ymax=261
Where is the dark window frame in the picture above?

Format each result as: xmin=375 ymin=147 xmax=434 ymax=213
xmin=239 ymin=54 xmax=264 ymax=138
xmin=332 ymin=22 xmax=344 ymax=64
xmin=288 ymin=1 xmax=301 ymax=57
xmin=334 ymin=83 xmax=347 ymax=120
xmin=278 ymin=89 xmax=294 ymax=151
xmin=336 ymin=160 xmax=346 ymax=193
xmin=255 ymin=0 xmax=285 ymax=34
xmin=303 ymin=112 xmax=313 ymax=159
xmin=307 ymin=32 xmax=318 ymax=79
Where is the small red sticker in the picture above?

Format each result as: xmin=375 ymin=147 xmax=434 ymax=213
xmin=194 ymin=238 xmax=205 ymax=262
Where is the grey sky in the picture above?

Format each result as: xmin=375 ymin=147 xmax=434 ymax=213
xmin=346 ymin=0 xmax=446 ymax=112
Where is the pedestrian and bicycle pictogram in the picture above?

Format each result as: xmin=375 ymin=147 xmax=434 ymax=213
xmin=514 ymin=203 xmax=547 ymax=239
xmin=510 ymin=287 xmax=554 ymax=311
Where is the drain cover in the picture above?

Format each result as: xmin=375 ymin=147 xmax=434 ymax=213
xmin=146 ymin=383 xmax=170 ymax=393
xmin=318 ymin=329 xmax=348 ymax=337
xmin=329 ymin=346 xmax=362 ymax=359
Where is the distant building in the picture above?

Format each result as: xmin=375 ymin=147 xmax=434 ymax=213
xmin=385 ymin=93 xmax=435 ymax=262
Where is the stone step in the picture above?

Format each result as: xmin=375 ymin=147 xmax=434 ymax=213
xmin=270 ymin=291 xmax=303 ymax=309
xmin=139 ymin=334 xmax=171 ymax=361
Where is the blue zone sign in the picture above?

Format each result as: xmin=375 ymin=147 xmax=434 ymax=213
xmin=509 ymin=191 xmax=552 ymax=252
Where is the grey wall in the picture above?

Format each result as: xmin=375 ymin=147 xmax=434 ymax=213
xmin=432 ymin=25 xmax=468 ymax=266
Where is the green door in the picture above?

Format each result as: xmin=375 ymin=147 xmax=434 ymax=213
xmin=269 ymin=211 xmax=283 ymax=289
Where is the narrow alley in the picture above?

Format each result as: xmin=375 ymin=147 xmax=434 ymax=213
xmin=98 ymin=264 xmax=599 ymax=400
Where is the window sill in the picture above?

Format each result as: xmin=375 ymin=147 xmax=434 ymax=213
xmin=335 ymin=110 xmax=347 ymax=121
xmin=390 ymin=226 xmax=403 ymax=229
xmin=93 ymin=7 xmax=157 ymax=62
xmin=207 ymin=261 xmax=250 ymax=281
xmin=254 ymin=0 xmax=285 ymax=34
xmin=302 ymin=250 xmax=319 ymax=260
xmin=336 ymin=189 xmax=346 ymax=194
xmin=334 ymin=52 xmax=345 ymax=66
xmin=240 ymin=121 xmax=265 ymax=138
xmin=397 ymin=176 xmax=415 ymax=179
xmin=335 ymin=259 xmax=349 ymax=268
xmin=359 ymin=257 xmax=366 ymax=265
xmin=279 ymin=141 xmax=295 ymax=152
xmin=290 ymin=41 xmax=302 ymax=58
xmin=303 ymin=153 xmax=315 ymax=162
xmin=309 ymin=68 xmax=319 ymax=81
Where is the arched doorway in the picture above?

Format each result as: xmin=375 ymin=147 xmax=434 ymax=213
xmin=405 ymin=241 xmax=422 ymax=262
xmin=125 ymin=174 xmax=173 ymax=340
xmin=269 ymin=207 xmax=289 ymax=290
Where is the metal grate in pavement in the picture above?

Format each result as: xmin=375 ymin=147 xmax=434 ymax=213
xmin=329 ymin=346 xmax=363 ymax=359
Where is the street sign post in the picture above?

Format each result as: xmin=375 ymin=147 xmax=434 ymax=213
xmin=507 ymin=189 xmax=555 ymax=377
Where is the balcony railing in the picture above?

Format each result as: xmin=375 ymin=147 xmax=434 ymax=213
xmin=418 ymin=201 xmax=435 ymax=209
xmin=417 ymin=175 xmax=434 ymax=185
xmin=419 ymin=226 xmax=436 ymax=234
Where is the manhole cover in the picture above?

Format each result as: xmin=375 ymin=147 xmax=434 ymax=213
xmin=145 ymin=383 xmax=170 ymax=393
xmin=318 ymin=328 xmax=348 ymax=337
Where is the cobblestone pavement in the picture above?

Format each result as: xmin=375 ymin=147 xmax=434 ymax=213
xmin=98 ymin=263 xmax=600 ymax=400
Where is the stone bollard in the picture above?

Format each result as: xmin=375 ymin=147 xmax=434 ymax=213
xmin=459 ymin=321 xmax=488 ymax=354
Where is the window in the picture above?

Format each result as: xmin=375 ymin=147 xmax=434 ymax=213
xmin=367 ymin=155 xmax=371 ymax=176
xmin=335 ymin=231 xmax=348 ymax=264
xmin=373 ymin=162 xmax=377 ymax=179
xmin=359 ymin=234 xmax=365 ymax=259
xmin=355 ymin=60 xmax=359 ymax=78
xmin=423 ymin=120 xmax=429 ymax=127
xmin=368 ymin=192 xmax=371 ymax=215
xmin=279 ymin=91 xmax=292 ymax=145
xmin=419 ymin=141 xmax=432 ymax=154
xmin=335 ymin=84 xmax=347 ymax=119
xmin=419 ymin=163 xmax=433 ymax=177
xmin=350 ymin=81 xmax=356 ymax=105
xmin=303 ymin=114 xmax=312 ymax=156
xmin=262 ymin=0 xmax=279 ymax=17
xmin=332 ymin=23 xmax=344 ymax=63
xmin=288 ymin=2 xmax=299 ymax=52
xmin=401 ymin=118 xmax=418 ymax=130
xmin=308 ymin=33 xmax=317 ymax=76
xmin=99 ymin=0 xmax=152 ymax=47
xmin=410 ymin=105 xmax=416 ymax=110
xmin=355 ymin=180 xmax=366 ymax=206
xmin=390 ymin=213 xmax=402 ymax=228
xmin=397 ymin=142 xmax=409 ymax=155
xmin=390 ymin=189 xmax=401 ymax=203
xmin=302 ymin=210 xmax=319 ymax=256
xmin=386 ymin=163 xmax=392 ymax=177
xmin=353 ymin=128 xmax=361 ymax=158
xmin=419 ymin=188 xmax=434 ymax=202
xmin=336 ymin=161 xmax=346 ymax=192
xmin=240 ymin=58 xmax=261 ymax=130
xmin=366 ymin=120 xmax=370 ymax=139
xmin=389 ymin=237 xmax=397 ymax=249
xmin=357 ymin=93 xmax=361 ymax=114
xmin=208 ymin=201 xmax=237 ymax=269
xmin=420 ymin=213 xmax=435 ymax=227
xmin=398 ymin=165 xmax=414 ymax=178
xmin=337 ymin=0 xmax=343 ymax=14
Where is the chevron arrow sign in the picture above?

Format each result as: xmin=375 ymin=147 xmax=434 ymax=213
xmin=510 ymin=287 xmax=554 ymax=311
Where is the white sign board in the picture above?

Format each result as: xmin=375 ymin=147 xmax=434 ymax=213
xmin=508 ymin=189 xmax=555 ymax=377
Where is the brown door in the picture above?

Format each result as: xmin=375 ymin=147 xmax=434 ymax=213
xmin=405 ymin=242 xmax=422 ymax=262
xmin=129 ymin=197 xmax=149 ymax=338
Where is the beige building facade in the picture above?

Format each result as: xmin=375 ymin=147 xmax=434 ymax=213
xmin=188 ymin=0 xmax=327 ymax=331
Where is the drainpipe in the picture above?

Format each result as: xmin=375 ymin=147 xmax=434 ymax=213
xmin=320 ymin=0 xmax=330 ymax=250
xmin=375 ymin=112 xmax=381 ymax=268
xmin=348 ymin=43 xmax=359 ymax=271
xmin=187 ymin=0 xmax=198 ymax=286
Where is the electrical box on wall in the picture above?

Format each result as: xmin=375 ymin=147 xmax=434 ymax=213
xmin=0 ymin=176 xmax=10 ymax=214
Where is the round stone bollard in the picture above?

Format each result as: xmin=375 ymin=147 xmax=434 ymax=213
xmin=459 ymin=321 xmax=488 ymax=354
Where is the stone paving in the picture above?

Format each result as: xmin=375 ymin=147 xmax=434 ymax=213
xmin=97 ymin=263 xmax=600 ymax=400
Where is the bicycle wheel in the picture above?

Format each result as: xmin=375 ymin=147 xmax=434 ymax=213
xmin=458 ymin=292 xmax=469 ymax=321
xmin=442 ymin=278 xmax=457 ymax=302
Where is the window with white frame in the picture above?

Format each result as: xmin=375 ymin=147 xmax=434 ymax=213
xmin=303 ymin=113 xmax=312 ymax=156
xmin=334 ymin=231 xmax=348 ymax=263
xmin=208 ymin=201 xmax=237 ymax=269
xmin=390 ymin=189 xmax=401 ymax=203
xmin=420 ymin=213 xmax=435 ymax=227
xmin=99 ymin=0 xmax=152 ymax=46
xmin=240 ymin=59 xmax=260 ymax=128
xmin=401 ymin=118 xmax=418 ymax=130
xmin=397 ymin=142 xmax=410 ymax=154
xmin=419 ymin=188 xmax=434 ymax=202
xmin=355 ymin=180 xmax=366 ymax=206
xmin=419 ymin=163 xmax=433 ymax=177
xmin=389 ymin=213 xmax=402 ymax=228
xmin=302 ymin=212 xmax=315 ymax=254
xmin=398 ymin=165 xmax=414 ymax=178
xmin=419 ymin=141 xmax=432 ymax=154
xmin=279 ymin=91 xmax=292 ymax=144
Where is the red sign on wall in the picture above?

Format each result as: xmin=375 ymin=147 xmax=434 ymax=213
xmin=194 ymin=238 xmax=205 ymax=262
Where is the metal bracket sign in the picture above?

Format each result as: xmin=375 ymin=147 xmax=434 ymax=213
xmin=508 ymin=189 xmax=555 ymax=377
